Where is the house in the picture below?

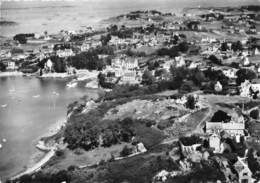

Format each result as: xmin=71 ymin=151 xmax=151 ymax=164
xmin=109 ymin=36 xmax=126 ymax=45
xmin=179 ymin=142 xmax=201 ymax=157
xmin=209 ymin=133 xmax=221 ymax=153
xmin=162 ymin=60 xmax=174 ymax=71
xmin=223 ymin=68 xmax=238 ymax=79
xmin=206 ymin=121 xmax=245 ymax=136
xmin=175 ymin=56 xmax=185 ymax=67
xmin=240 ymin=80 xmax=260 ymax=98
xmin=56 ymin=49 xmax=74 ymax=58
xmin=111 ymin=55 xmax=139 ymax=70
xmin=214 ymin=81 xmax=223 ymax=92
xmin=81 ymin=40 xmax=102 ymax=51
xmin=81 ymin=41 xmax=92 ymax=51
xmin=98 ymin=54 xmax=109 ymax=60
xmin=241 ymin=51 xmax=250 ymax=57
xmin=234 ymin=157 xmax=252 ymax=183
xmin=188 ymin=62 xmax=200 ymax=69
xmin=253 ymin=48 xmax=260 ymax=56
xmin=6 ymin=61 xmax=17 ymax=70
xmin=241 ymin=57 xmax=250 ymax=66
xmin=120 ymin=70 xmax=139 ymax=84
xmin=45 ymin=59 xmax=53 ymax=72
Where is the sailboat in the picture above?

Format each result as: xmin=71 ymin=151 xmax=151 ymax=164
xmin=1 ymin=104 xmax=7 ymax=108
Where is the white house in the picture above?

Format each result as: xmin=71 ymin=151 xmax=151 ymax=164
xmin=209 ymin=133 xmax=221 ymax=153
xmin=206 ymin=121 xmax=245 ymax=136
xmin=223 ymin=68 xmax=238 ymax=79
xmin=214 ymin=81 xmax=223 ymax=92
xmin=242 ymin=57 xmax=250 ymax=66
xmin=175 ymin=56 xmax=185 ymax=67
xmin=254 ymin=48 xmax=260 ymax=56
xmin=234 ymin=157 xmax=252 ymax=183
xmin=120 ymin=70 xmax=140 ymax=84
xmin=56 ymin=49 xmax=74 ymax=58
xmin=240 ymin=80 xmax=260 ymax=98
xmin=111 ymin=55 xmax=139 ymax=70
xmin=6 ymin=61 xmax=17 ymax=70
xmin=45 ymin=59 xmax=53 ymax=71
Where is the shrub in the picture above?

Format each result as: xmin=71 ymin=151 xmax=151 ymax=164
xmin=185 ymin=95 xmax=196 ymax=109
xmin=120 ymin=145 xmax=133 ymax=157
xmin=0 ymin=62 xmax=6 ymax=71
xmin=208 ymin=55 xmax=222 ymax=65
xmin=236 ymin=68 xmax=257 ymax=85
xmin=179 ymin=135 xmax=202 ymax=146
xmin=211 ymin=110 xmax=231 ymax=122
xmin=55 ymin=149 xmax=65 ymax=157
xmin=250 ymin=109 xmax=259 ymax=119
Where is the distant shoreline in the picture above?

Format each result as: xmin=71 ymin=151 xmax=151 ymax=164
xmin=0 ymin=71 xmax=23 ymax=77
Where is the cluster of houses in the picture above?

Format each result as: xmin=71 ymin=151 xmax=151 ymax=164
xmin=177 ymin=109 xmax=256 ymax=183
xmin=102 ymin=54 xmax=141 ymax=85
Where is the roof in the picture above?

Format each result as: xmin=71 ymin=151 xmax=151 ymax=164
xmin=222 ymin=123 xmax=244 ymax=130
xmin=206 ymin=122 xmax=223 ymax=130
xmin=206 ymin=122 xmax=245 ymax=130
xmin=234 ymin=157 xmax=251 ymax=174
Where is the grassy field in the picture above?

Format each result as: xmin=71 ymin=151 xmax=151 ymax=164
xmin=78 ymin=151 xmax=179 ymax=183
xmin=165 ymin=107 xmax=210 ymax=137
xmin=43 ymin=143 xmax=130 ymax=173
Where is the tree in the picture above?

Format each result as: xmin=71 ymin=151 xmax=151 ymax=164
xmin=13 ymin=34 xmax=27 ymax=44
xmin=236 ymin=68 xmax=257 ymax=85
xmin=52 ymin=56 xmax=66 ymax=73
xmin=231 ymin=41 xmax=243 ymax=52
xmin=102 ymin=128 xmax=118 ymax=147
xmin=120 ymin=145 xmax=133 ymax=157
xmin=157 ymin=47 xmax=179 ymax=58
xmin=185 ymin=95 xmax=196 ymax=109
xmin=220 ymin=42 xmax=229 ymax=51
xmin=101 ymin=34 xmax=111 ymax=46
xmin=250 ymin=109 xmax=259 ymax=119
xmin=208 ymin=55 xmax=222 ymax=65
xmin=0 ymin=62 xmax=6 ymax=71
xmin=189 ymin=68 xmax=205 ymax=86
xmin=107 ymin=24 xmax=118 ymax=33
xmin=170 ymin=66 xmax=189 ymax=89
xmin=142 ymin=70 xmax=155 ymax=85
xmin=211 ymin=110 xmax=231 ymax=122
xmin=178 ymin=42 xmax=189 ymax=53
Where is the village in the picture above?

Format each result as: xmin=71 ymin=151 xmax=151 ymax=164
xmin=1 ymin=5 xmax=260 ymax=183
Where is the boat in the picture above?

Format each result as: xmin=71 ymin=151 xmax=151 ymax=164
xmin=52 ymin=91 xmax=59 ymax=96
xmin=33 ymin=95 xmax=40 ymax=98
xmin=2 ymin=138 xmax=6 ymax=142
xmin=66 ymin=80 xmax=78 ymax=88
xmin=0 ymin=143 xmax=2 ymax=149
xmin=9 ymin=89 xmax=15 ymax=93
xmin=1 ymin=104 xmax=7 ymax=108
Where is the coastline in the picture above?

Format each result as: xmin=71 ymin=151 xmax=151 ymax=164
xmin=8 ymin=91 xmax=101 ymax=181
xmin=9 ymin=117 xmax=67 ymax=181
xmin=0 ymin=71 xmax=23 ymax=77
xmin=39 ymin=73 xmax=75 ymax=79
